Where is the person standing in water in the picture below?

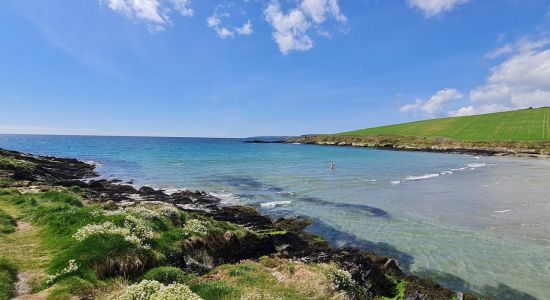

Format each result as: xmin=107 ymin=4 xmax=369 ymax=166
xmin=329 ymin=162 xmax=336 ymax=170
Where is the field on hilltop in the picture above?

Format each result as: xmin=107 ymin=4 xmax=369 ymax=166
xmin=339 ymin=107 xmax=550 ymax=142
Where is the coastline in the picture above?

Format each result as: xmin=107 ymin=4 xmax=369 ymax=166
xmin=0 ymin=147 xmax=477 ymax=299
xmin=287 ymin=135 xmax=550 ymax=159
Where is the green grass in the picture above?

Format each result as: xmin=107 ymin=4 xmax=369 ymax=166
xmin=0 ymin=187 xmax=263 ymax=299
xmin=190 ymin=259 xmax=355 ymax=300
xmin=379 ymin=275 xmax=407 ymax=300
xmin=0 ymin=258 xmax=18 ymax=300
xmin=0 ymin=209 xmax=16 ymax=233
xmin=340 ymin=107 xmax=550 ymax=141
xmin=142 ymin=266 xmax=194 ymax=284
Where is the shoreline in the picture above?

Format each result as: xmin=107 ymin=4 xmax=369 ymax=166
xmin=0 ymin=147 xmax=480 ymax=299
xmin=286 ymin=135 xmax=550 ymax=159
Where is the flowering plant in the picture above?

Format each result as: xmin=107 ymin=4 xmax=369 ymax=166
xmin=183 ymin=219 xmax=208 ymax=235
xmin=118 ymin=280 xmax=202 ymax=300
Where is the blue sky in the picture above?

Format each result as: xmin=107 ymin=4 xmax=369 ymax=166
xmin=1 ymin=0 xmax=549 ymax=137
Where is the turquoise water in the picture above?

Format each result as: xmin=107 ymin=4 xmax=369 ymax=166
xmin=1 ymin=134 xmax=549 ymax=299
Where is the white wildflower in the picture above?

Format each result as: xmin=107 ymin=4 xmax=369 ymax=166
xmin=45 ymin=259 xmax=79 ymax=285
xmin=159 ymin=206 xmax=181 ymax=219
xmin=328 ymin=268 xmax=355 ymax=291
xmin=150 ymin=283 xmax=202 ymax=300
xmin=118 ymin=280 xmax=163 ymax=300
xmin=127 ymin=206 xmax=161 ymax=220
xmin=124 ymin=214 xmax=156 ymax=239
xmin=73 ymin=222 xmax=131 ymax=241
xmin=183 ymin=219 xmax=208 ymax=236
xmin=73 ymin=221 xmax=150 ymax=249
xmin=118 ymin=280 xmax=202 ymax=300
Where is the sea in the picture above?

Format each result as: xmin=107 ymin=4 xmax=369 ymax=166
xmin=1 ymin=134 xmax=549 ymax=299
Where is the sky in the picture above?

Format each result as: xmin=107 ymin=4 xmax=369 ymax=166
xmin=0 ymin=0 xmax=549 ymax=137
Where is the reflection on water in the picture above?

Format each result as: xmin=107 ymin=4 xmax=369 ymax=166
xmin=1 ymin=135 xmax=549 ymax=299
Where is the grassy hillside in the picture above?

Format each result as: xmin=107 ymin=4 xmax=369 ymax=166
xmin=340 ymin=107 xmax=550 ymax=141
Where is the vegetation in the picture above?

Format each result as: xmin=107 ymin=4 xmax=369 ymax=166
xmin=0 ymin=184 xmax=379 ymax=299
xmin=0 ymin=258 xmax=18 ymax=300
xmin=0 ymin=209 xmax=16 ymax=233
xmin=339 ymin=107 xmax=550 ymax=142
xmin=142 ymin=267 xmax=193 ymax=284
xmin=190 ymin=258 xmax=355 ymax=300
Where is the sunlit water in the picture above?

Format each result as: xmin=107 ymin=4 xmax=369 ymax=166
xmin=1 ymin=135 xmax=549 ymax=299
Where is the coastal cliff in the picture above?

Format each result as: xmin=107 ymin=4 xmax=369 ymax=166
xmin=289 ymin=135 xmax=550 ymax=157
xmin=0 ymin=148 xmax=475 ymax=300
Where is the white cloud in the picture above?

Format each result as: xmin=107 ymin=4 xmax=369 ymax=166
xmin=264 ymin=0 xmax=346 ymax=54
xmin=448 ymin=104 xmax=510 ymax=117
xmin=235 ymin=20 xmax=253 ymax=35
xmin=406 ymin=0 xmax=469 ymax=17
xmin=469 ymin=38 xmax=550 ymax=109
xmin=400 ymin=88 xmax=463 ymax=116
xmin=207 ymin=15 xmax=235 ymax=39
xmin=101 ymin=0 xmax=193 ymax=31
xmin=300 ymin=0 xmax=346 ymax=23
xmin=207 ymin=3 xmax=254 ymax=39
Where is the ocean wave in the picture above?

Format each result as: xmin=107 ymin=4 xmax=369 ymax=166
xmin=209 ymin=192 xmax=240 ymax=203
xmin=391 ymin=180 xmax=401 ymax=185
xmin=493 ymin=209 xmax=511 ymax=213
xmin=358 ymin=178 xmax=377 ymax=182
xmin=405 ymin=173 xmax=440 ymax=181
xmin=85 ymin=160 xmax=102 ymax=167
xmin=260 ymin=201 xmax=292 ymax=209
xmin=466 ymin=163 xmax=487 ymax=169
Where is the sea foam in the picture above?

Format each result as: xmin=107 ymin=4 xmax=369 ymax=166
xmin=260 ymin=201 xmax=292 ymax=209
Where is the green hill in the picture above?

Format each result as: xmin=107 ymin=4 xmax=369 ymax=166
xmin=340 ymin=107 xmax=550 ymax=142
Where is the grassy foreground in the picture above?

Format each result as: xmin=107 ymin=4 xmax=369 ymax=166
xmin=340 ymin=107 xmax=550 ymax=142
xmin=0 ymin=188 xmax=372 ymax=300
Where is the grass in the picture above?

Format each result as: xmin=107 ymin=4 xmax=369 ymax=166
xmin=0 ymin=186 xmax=262 ymax=299
xmin=142 ymin=266 xmax=194 ymax=284
xmin=340 ymin=107 xmax=550 ymax=141
xmin=0 ymin=258 xmax=18 ymax=300
xmin=379 ymin=275 xmax=407 ymax=300
xmin=0 ymin=209 xmax=16 ymax=233
xmin=189 ymin=258 xmax=353 ymax=300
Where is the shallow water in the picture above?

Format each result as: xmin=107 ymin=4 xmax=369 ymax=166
xmin=1 ymin=135 xmax=549 ymax=299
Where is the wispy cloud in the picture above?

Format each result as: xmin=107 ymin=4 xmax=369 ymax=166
xmin=100 ymin=0 xmax=193 ymax=31
xmin=406 ymin=0 xmax=469 ymax=17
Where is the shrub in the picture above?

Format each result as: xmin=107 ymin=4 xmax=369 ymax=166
xmin=150 ymin=283 xmax=202 ymax=300
xmin=0 ymin=258 xmax=18 ymax=300
xmin=118 ymin=280 xmax=163 ymax=300
xmin=142 ymin=267 xmax=190 ymax=284
xmin=118 ymin=280 xmax=202 ymax=300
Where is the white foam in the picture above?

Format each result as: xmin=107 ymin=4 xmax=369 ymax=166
xmin=163 ymin=187 xmax=192 ymax=195
xmin=209 ymin=192 xmax=240 ymax=203
xmin=260 ymin=201 xmax=292 ymax=209
xmin=358 ymin=178 xmax=377 ymax=182
xmin=391 ymin=180 xmax=401 ymax=185
xmin=440 ymin=171 xmax=454 ymax=175
xmin=466 ymin=163 xmax=487 ymax=169
xmin=85 ymin=160 xmax=102 ymax=167
xmin=405 ymin=173 xmax=440 ymax=181
xmin=493 ymin=209 xmax=511 ymax=213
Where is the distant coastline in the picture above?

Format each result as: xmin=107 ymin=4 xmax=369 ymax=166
xmin=287 ymin=135 xmax=550 ymax=158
